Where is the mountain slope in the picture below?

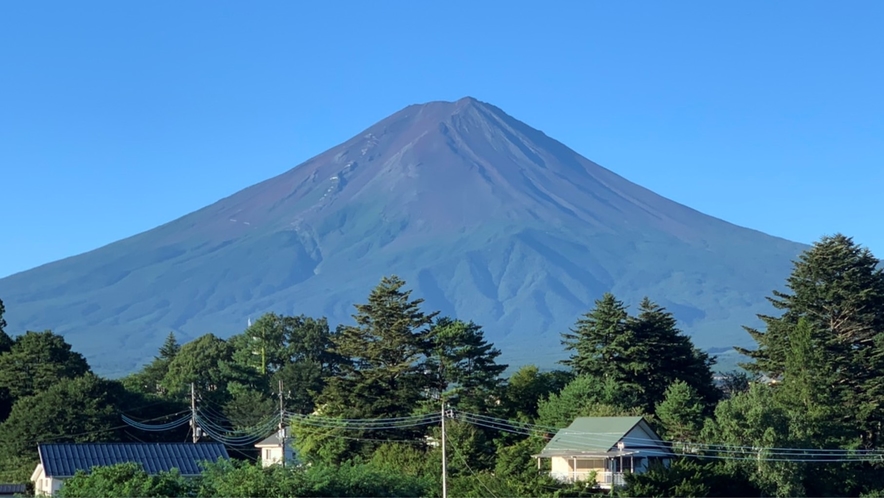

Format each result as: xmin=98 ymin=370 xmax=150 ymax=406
xmin=0 ymin=97 xmax=805 ymax=375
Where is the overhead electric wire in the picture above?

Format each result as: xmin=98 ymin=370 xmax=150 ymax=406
xmin=286 ymin=411 xmax=441 ymax=430
xmin=455 ymin=412 xmax=884 ymax=462
xmin=460 ymin=412 xmax=883 ymax=455
xmin=121 ymin=411 xmax=191 ymax=432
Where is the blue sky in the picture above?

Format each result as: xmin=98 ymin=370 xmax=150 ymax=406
xmin=1 ymin=1 xmax=881 ymax=278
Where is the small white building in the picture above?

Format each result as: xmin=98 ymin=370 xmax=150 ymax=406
xmin=255 ymin=427 xmax=296 ymax=467
xmin=31 ymin=442 xmax=229 ymax=496
xmin=534 ymin=416 xmax=673 ymax=489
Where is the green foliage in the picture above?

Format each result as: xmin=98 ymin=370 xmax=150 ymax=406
xmin=620 ymin=459 xmax=758 ymax=498
xmin=655 ymin=380 xmax=705 ymax=446
xmin=0 ymin=373 xmax=123 ymax=456
xmin=0 ymin=330 xmax=90 ymax=399
xmin=562 ymin=294 xmax=719 ymax=415
xmin=426 ymin=317 xmax=507 ymax=413
xmin=717 ymin=370 xmax=753 ymax=399
xmin=123 ymin=332 xmax=180 ymax=397
xmin=737 ymin=234 xmax=884 ymax=447
xmin=0 ymin=298 xmax=10 ymax=421
xmin=0 ymin=298 xmax=10 ymax=353
xmin=196 ymin=459 xmax=434 ymax=498
xmin=561 ymin=292 xmax=631 ymax=378
xmin=629 ymin=298 xmax=720 ymax=412
xmin=223 ymin=388 xmax=276 ymax=430
xmin=501 ymin=365 xmax=573 ymax=422
xmin=536 ymin=375 xmax=644 ymax=429
xmin=57 ymin=463 xmax=188 ymax=498
xmin=162 ymin=333 xmax=237 ymax=405
xmin=369 ymin=442 xmax=439 ymax=479
xmin=316 ymin=275 xmax=438 ymax=457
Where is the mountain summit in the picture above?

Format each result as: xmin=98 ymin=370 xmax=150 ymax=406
xmin=0 ymin=98 xmax=805 ymax=375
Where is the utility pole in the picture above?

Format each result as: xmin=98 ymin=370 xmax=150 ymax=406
xmin=441 ymin=397 xmax=448 ymax=498
xmin=278 ymin=379 xmax=286 ymax=467
xmin=190 ymin=382 xmax=200 ymax=444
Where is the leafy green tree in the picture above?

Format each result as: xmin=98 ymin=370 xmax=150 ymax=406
xmin=702 ymin=383 xmax=805 ymax=497
xmin=197 ymin=459 xmax=433 ymax=498
xmin=426 ymin=317 xmax=507 ymax=413
xmin=161 ymin=333 xmax=236 ymax=405
xmin=501 ymin=365 xmax=573 ymax=422
xmin=228 ymin=313 xmax=342 ymax=415
xmin=0 ymin=373 xmax=123 ymax=457
xmin=536 ymin=375 xmax=644 ymax=429
xmin=316 ymin=276 xmax=438 ymax=456
xmin=57 ymin=463 xmax=189 ymax=498
xmin=620 ymin=459 xmax=759 ymax=498
xmin=655 ymin=380 xmax=705 ymax=448
xmin=0 ymin=330 xmax=90 ymax=399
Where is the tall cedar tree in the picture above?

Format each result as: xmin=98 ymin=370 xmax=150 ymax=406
xmin=318 ymin=276 xmax=438 ymax=453
xmin=736 ymin=234 xmax=884 ymax=447
xmin=562 ymin=294 xmax=718 ymax=413
xmin=129 ymin=332 xmax=181 ymax=396
xmin=426 ymin=317 xmax=508 ymax=414
xmin=561 ymin=293 xmax=632 ymax=379
xmin=629 ymin=298 xmax=719 ymax=412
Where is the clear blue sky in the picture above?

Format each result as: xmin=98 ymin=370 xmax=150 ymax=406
xmin=1 ymin=1 xmax=881 ymax=278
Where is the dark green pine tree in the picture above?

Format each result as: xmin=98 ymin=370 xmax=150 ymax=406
xmin=317 ymin=276 xmax=438 ymax=454
xmin=0 ymin=298 xmax=11 ymax=421
xmin=736 ymin=234 xmax=884 ymax=446
xmin=560 ymin=292 xmax=632 ymax=380
xmin=0 ymin=298 xmax=11 ymax=354
xmin=426 ymin=317 xmax=508 ymax=414
xmin=630 ymin=298 xmax=719 ymax=412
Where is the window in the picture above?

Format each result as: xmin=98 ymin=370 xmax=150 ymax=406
xmin=265 ymin=449 xmax=271 ymax=460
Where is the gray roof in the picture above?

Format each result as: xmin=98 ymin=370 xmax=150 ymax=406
xmin=38 ymin=442 xmax=229 ymax=478
xmin=537 ymin=416 xmax=673 ymax=458
xmin=255 ymin=427 xmax=289 ymax=447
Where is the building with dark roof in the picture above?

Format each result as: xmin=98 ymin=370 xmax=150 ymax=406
xmin=31 ymin=442 xmax=229 ymax=496
xmin=0 ymin=484 xmax=27 ymax=497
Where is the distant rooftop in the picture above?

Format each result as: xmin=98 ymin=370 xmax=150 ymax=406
xmin=38 ymin=442 xmax=229 ymax=478
xmin=0 ymin=484 xmax=27 ymax=495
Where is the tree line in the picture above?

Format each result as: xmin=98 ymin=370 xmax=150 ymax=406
xmin=1 ymin=233 xmax=883 ymax=496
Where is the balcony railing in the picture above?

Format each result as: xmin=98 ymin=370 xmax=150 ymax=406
xmin=550 ymin=470 xmax=626 ymax=488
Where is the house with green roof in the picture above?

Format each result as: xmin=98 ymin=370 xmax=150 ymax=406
xmin=534 ymin=416 xmax=673 ymax=489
